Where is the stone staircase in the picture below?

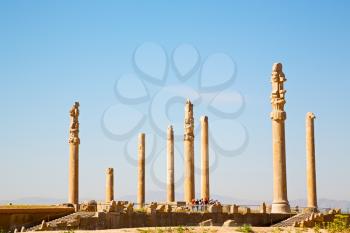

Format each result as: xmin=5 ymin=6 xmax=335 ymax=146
xmin=26 ymin=212 xmax=95 ymax=231
xmin=272 ymin=212 xmax=312 ymax=227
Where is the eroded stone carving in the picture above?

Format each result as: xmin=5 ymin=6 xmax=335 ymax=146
xmin=184 ymin=99 xmax=194 ymax=141
xmin=69 ymin=102 xmax=80 ymax=145
xmin=270 ymin=63 xmax=287 ymax=121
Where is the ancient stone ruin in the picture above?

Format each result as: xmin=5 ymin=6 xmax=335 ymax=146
xmin=3 ymin=62 xmax=329 ymax=232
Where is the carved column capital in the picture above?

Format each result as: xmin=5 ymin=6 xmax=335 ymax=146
xmin=270 ymin=63 xmax=287 ymax=121
xmin=69 ymin=102 xmax=80 ymax=145
xmin=184 ymin=99 xmax=194 ymax=141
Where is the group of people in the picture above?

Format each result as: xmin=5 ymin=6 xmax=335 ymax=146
xmin=189 ymin=198 xmax=221 ymax=211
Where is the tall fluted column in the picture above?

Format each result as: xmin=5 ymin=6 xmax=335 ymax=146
xmin=137 ymin=133 xmax=145 ymax=207
xmin=201 ymin=116 xmax=209 ymax=201
xmin=106 ymin=168 xmax=114 ymax=203
xmin=68 ymin=102 xmax=80 ymax=207
xmin=184 ymin=99 xmax=195 ymax=203
xmin=167 ymin=125 xmax=175 ymax=202
xmin=270 ymin=63 xmax=290 ymax=213
xmin=306 ymin=112 xmax=317 ymax=211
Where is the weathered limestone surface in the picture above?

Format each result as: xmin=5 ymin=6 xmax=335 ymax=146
xmin=167 ymin=125 xmax=175 ymax=202
xmin=138 ymin=133 xmax=145 ymax=206
xmin=270 ymin=63 xmax=290 ymax=213
xmin=200 ymin=116 xmax=209 ymax=201
xmin=106 ymin=168 xmax=114 ymax=203
xmin=184 ymin=99 xmax=195 ymax=203
xmin=68 ymin=102 xmax=80 ymax=206
xmin=306 ymin=112 xmax=317 ymax=211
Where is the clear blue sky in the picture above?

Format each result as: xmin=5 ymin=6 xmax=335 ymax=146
xmin=0 ymin=1 xmax=349 ymax=203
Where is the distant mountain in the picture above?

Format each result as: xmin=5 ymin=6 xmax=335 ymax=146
xmin=290 ymin=198 xmax=350 ymax=210
xmin=0 ymin=197 xmax=65 ymax=205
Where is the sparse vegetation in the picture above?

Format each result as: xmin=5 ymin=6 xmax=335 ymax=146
xmin=137 ymin=228 xmax=153 ymax=233
xmin=237 ymin=224 xmax=254 ymax=233
xmin=271 ymin=227 xmax=282 ymax=233
xmin=175 ymin=226 xmax=185 ymax=233
xmin=313 ymin=223 xmax=321 ymax=233
xmin=324 ymin=214 xmax=349 ymax=233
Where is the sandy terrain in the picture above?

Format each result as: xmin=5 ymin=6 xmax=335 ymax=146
xmin=26 ymin=226 xmax=326 ymax=233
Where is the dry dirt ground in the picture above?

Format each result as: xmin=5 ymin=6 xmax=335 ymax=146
xmin=26 ymin=227 xmax=327 ymax=233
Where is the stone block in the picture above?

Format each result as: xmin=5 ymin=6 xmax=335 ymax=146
xmin=199 ymin=219 xmax=213 ymax=226
xmin=80 ymin=200 xmax=97 ymax=212
xmin=230 ymin=204 xmax=239 ymax=214
xmin=156 ymin=204 xmax=165 ymax=212
xmin=208 ymin=203 xmax=222 ymax=213
xmin=147 ymin=202 xmax=157 ymax=214
xmin=222 ymin=219 xmax=237 ymax=227
xmin=125 ymin=203 xmax=134 ymax=214
xmin=164 ymin=204 xmax=172 ymax=213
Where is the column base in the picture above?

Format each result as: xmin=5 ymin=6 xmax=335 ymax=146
xmin=271 ymin=201 xmax=291 ymax=213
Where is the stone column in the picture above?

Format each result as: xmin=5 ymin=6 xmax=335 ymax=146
xmin=137 ymin=133 xmax=145 ymax=207
xmin=306 ymin=112 xmax=317 ymax=211
xmin=106 ymin=168 xmax=114 ymax=203
xmin=200 ymin=116 xmax=209 ymax=201
xmin=184 ymin=99 xmax=195 ymax=203
xmin=68 ymin=102 xmax=80 ymax=207
xmin=270 ymin=63 xmax=290 ymax=213
xmin=167 ymin=125 xmax=175 ymax=202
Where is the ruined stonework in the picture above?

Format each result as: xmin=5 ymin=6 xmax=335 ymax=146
xmin=184 ymin=99 xmax=195 ymax=203
xmin=270 ymin=63 xmax=290 ymax=213
xmin=68 ymin=102 xmax=80 ymax=206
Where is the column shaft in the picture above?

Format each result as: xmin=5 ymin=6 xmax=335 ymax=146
xmin=184 ymin=140 xmax=194 ymax=203
xmin=184 ymin=99 xmax=195 ymax=203
xmin=137 ymin=133 xmax=145 ymax=206
xmin=106 ymin=168 xmax=114 ymax=203
xmin=167 ymin=126 xmax=175 ymax=202
xmin=306 ymin=112 xmax=317 ymax=210
xmin=201 ymin=116 xmax=209 ymax=201
xmin=68 ymin=144 xmax=79 ymax=204
xmin=272 ymin=120 xmax=288 ymax=204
